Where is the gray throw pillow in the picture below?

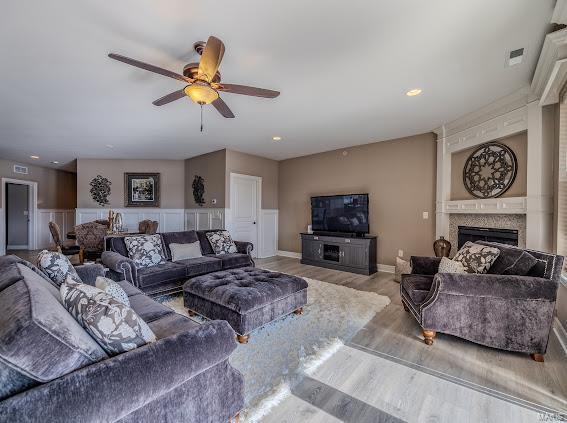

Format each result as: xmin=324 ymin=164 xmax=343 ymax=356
xmin=169 ymin=241 xmax=203 ymax=262
xmin=476 ymin=241 xmax=538 ymax=276
xmin=453 ymin=241 xmax=500 ymax=274
xmin=438 ymin=257 xmax=467 ymax=274
xmin=124 ymin=234 xmax=167 ymax=269
xmin=394 ymin=257 xmax=411 ymax=283
xmin=37 ymin=250 xmax=82 ymax=286
xmin=95 ymin=276 xmax=130 ymax=306
xmin=206 ymin=230 xmax=238 ymax=255
xmin=60 ymin=277 xmax=156 ymax=355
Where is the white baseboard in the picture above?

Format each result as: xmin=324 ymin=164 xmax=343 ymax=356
xmin=277 ymin=250 xmax=302 ymax=259
xmin=553 ymin=317 xmax=567 ymax=356
xmin=377 ymin=264 xmax=395 ymax=273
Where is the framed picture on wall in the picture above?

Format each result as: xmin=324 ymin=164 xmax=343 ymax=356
xmin=124 ymin=173 xmax=160 ymax=207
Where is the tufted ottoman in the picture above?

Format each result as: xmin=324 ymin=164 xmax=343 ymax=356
xmin=183 ymin=267 xmax=308 ymax=343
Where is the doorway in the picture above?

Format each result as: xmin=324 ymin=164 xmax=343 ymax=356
xmin=6 ymin=183 xmax=29 ymax=249
xmin=1 ymin=178 xmax=38 ymax=255
xmin=230 ymin=173 xmax=261 ymax=258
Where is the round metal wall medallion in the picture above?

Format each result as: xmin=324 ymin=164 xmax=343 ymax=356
xmin=462 ymin=142 xmax=517 ymax=199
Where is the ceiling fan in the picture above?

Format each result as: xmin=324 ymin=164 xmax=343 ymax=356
xmin=108 ymin=36 xmax=279 ymax=130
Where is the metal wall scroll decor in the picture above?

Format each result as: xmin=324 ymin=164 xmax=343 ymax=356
xmin=89 ymin=175 xmax=111 ymax=207
xmin=462 ymin=142 xmax=517 ymax=199
xmin=192 ymin=175 xmax=205 ymax=206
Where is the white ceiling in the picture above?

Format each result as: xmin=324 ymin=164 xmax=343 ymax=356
xmin=0 ymin=0 xmax=555 ymax=169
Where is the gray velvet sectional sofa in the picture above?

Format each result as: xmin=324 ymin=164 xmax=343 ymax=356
xmin=103 ymin=230 xmax=254 ymax=296
xmin=0 ymin=255 xmax=244 ymax=422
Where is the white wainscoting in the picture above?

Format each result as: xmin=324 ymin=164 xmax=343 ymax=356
xmin=75 ymin=208 xmax=186 ymax=233
xmin=259 ymin=209 xmax=278 ymax=258
xmin=0 ymin=208 xmax=4 ymax=255
xmin=185 ymin=208 xmax=225 ymax=231
xmin=37 ymin=209 xmax=76 ymax=249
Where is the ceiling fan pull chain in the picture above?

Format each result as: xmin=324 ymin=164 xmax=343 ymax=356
xmin=200 ymin=103 xmax=204 ymax=132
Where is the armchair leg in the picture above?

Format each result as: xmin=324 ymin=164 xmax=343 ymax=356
xmin=229 ymin=412 xmax=240 ymax=423
xmin=402 ymin=302 xmax=410 ymax=312
xmin=79 ymin=247 xmax=85 ymax=265
xmin=530 ymin=353 xmax=544 ymax=363
xmin=422 ymin=329 xmax=436 ymax=346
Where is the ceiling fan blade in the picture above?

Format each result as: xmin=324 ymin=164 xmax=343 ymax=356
xmin=218 ymin=83 xmax=279 ymax=98
xmin=152 ymin=89 xmax=187 ymax=106
xmin=198 ymin=36 xmax=225 ymax=82
xmin=108 ymin=53 xmax=191 ymax=83
xmin=212 ymin=97 xmax=235 ymax=118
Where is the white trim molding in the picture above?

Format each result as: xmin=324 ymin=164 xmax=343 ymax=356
xmin=552 ymin=0 xmax=567 ymax=25
xmin=259 ymin=209 xmax=278 ymax=258
xmin=37 ymin=209 xmax=75 ymax=249
xmin=185 ymin=208 xmax=225 ymax=231
xmin=443 ymin=197 xmax=528 ymax=214
xmin=553 ymin=317 xmax=567 ymax=357
xmin=75 ymin=208 xmax=186 ymax=233
xmin=540 ymin=58 xmax=567 ymax=106
xmin=277 ymin=250 xmax=302 ymax=259
xmin=377 ymin=264 xmax=395 ymax=274
xmin=531 ymin=28 xmax=567 ymax=100
xmin=1 ymin=178 xmax=38 ymax=254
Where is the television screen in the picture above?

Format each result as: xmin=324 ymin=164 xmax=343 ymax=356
xmin=311 ymin=194 xmax=369 ymax=234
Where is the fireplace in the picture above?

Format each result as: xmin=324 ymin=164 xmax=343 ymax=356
xmin=457 ymin=226 xmax=519 ymax=249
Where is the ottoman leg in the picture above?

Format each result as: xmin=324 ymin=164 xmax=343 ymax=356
xmin=187 ymin=309 xmax=197 ymax=317
xmin=293 ymin=307 xmax=303 ymax=315
xmin=237 ymin=334 xmax=250 ymax=344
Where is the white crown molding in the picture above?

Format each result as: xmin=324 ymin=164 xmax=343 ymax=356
xmin=552 ymin=0 xmax=567 ymax=25
xmin=531 ymin=28 xmax=567 ymax=100
xmin=540 ymin=58 xmax=567 ymax=106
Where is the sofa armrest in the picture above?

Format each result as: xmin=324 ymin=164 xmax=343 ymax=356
xmin=75 ymin=264 xmax=106 ymax=285
xmin=234 ymin=240 xmax=253 ymax=256
xmin=0 ymin=320 xmax=239 ymax=423
xmin=410 ymin=256 xmax=441 ymax=275
xmin=432 ymin=273 xmax=558 ymax=301
xmin=101 ymin=251 xmax=137 ymax=286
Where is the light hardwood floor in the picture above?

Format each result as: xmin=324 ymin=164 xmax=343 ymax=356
xmin=256 ymin=256 xmax=567 ymax=420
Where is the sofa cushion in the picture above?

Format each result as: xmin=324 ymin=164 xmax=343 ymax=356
xmin=117 ymin=280 xmax=144 ymax=297
xmin=147 ymin=312 xmax=200 ymax=339
xmin=196 ymin=230 xmax=216 ymax=255
xmin=37 ymin=250 xmax=82 ymax=286
xmin=401 ymin=274 xmax=434 ymax=304
xmin=0 ymin=265 xmax=108 ymax=387
xmin=128 ymin=293 xmax=174 ymax=323
xmin=161 ymin=231 xmax=199 ymax=260
xmin=124 ymin=234 xmax=167 ymax=269
xmin=170 ymin=241 xmax=203 ymax=262
xmin=0 ymin=265 xmax=24 ymax=292
xmin=176 ymin=256 xmax=222 ymax=277
xmin=61 ymin=278 xmax=156 ymax=355
xmin=208 ymin=253 xmax=252 ymax=270
xmin=452 ymin=241 xmax=500 ymax=274
xmin=137 ymin=262 xmax=187 ymax=288
xmin=476 ymin=241 xmax=539 ymax=276
xmin=206 ymin=231 xmax=238 ymax=255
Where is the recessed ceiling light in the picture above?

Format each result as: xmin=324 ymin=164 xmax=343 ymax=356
xmin=51 ymin=161 xmax=59 ymax=164
xmin=30 ymin=155 xmax=39 ymax=160
xmin=105 ymin=144 xmax=114 ymax=148
xmin=406 ymin=89 xmax=422 ymax=97
xmin=272 ymin=136 xmax=282 ymax=141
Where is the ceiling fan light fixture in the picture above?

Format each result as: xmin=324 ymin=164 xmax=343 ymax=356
xmin=184 ymin=83 xmax=219 ymax=105
xmin=406 ymin=88 xmax=422 ymax=97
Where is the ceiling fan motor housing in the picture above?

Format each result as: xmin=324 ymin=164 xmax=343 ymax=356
xmin=183 ymin=62 xmax=221 ymax=83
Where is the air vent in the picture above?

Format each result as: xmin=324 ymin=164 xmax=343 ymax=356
xmin=13 ymin=165 xmax=28 ymax=175
xmin=507 ymin=48 xmax=524 ymax=67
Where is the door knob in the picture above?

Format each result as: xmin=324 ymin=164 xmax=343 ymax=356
xmin=253 ymin=221 xmax=256 ymax=225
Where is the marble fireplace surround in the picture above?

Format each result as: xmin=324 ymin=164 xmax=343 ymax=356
xmin=448 ymin=214 xmax=526 ymax=257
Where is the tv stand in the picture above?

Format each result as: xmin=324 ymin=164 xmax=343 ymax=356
xmin=300 ymin=233 xmax=377 ymax=275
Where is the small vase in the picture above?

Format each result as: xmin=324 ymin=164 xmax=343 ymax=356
xmin=433 ymin=236 xmax=451 ymax=258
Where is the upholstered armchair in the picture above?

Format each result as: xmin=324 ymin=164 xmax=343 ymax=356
xmin=48 ymin=221 xmax=81 ymax=259
xmin=400 ymin=243 xmax=564 ymax=362
xmin=138 ymin=219 xmax=159 ymax=234
xmin=74 ymin=222 xmax=108 ymax=263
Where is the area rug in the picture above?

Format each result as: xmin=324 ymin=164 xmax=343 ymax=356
xmin=158 ymin=275 xmax=390 ymax=422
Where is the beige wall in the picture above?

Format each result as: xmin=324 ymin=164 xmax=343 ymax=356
xmin=278 ymin=133 xmax=437 ymax=266
xmin=185 ymin=150 xmax=227 ymax=208
xmin=225 ymin=150 xmax=279 ymax=209
xmin=0 ymin=159 xmax=76 ymax=209
xmin=450 ymin=132 xmax=527 ymax=200
xmin=77 ymin=159 xmax=185 ymax=208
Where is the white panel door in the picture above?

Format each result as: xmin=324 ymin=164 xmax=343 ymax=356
xmin=231 ymin=174 xmax=260 ymax=258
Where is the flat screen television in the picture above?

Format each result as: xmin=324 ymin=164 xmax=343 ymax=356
xmin=311 ymin=194 xmax=369 ymax=235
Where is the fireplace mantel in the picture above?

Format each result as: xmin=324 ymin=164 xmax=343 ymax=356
xmin=444 ymin=197 xmax=527 ymax=214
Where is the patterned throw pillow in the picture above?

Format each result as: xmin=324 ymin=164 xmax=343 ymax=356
xmin=95 ymin=276 xmax=130 ymax=306
xmin=206 ymin=231 xmax=238 ymax=255
xmin=37 ymin=250 xmax=82 ymax=286
xmin=60 ymin=277 xmax=155 ymax=355
xmin=438 ymin=257 xmax=467 ymax=274
xmin=452 ymin=241 xmax=500 ymax=274
xmin=394 ymin=257 xmax=412 ymax=283
xmin=124 ymin=235 xmax=166 ymax=269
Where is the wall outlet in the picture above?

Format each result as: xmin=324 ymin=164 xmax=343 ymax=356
xmin=398 ymin=249 xmax=404 ymax=257
xmin=422 ymin=211 xmax=429 ymax=219
xmin=211 ymin=198 xmax=217 ymax=205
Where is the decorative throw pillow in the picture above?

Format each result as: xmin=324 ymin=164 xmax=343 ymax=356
xmin=60 ymin=277 xmax=155 ymax=355
xmin=452 ymin=241 xmax=500 ymax=274
xmin=206 ymin=231 xmax=238 ymax=255
xmin=169 ymin=241 xmax=203 ymax=262
xmin=394 ymin=257 xmax=412 ymax=283
xmin=124 ymin=235 xmax=166 ymax=269
xmin=438 ymin=257 xmax=467 ymax=274
xmin=37 ymin=250 xmax=82 ymax=286
xmin=95 ymin=276 xmax=130 ymax=306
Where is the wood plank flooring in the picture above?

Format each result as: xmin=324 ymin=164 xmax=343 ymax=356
xmin=256 ymin=256 xmax=567 ymax=420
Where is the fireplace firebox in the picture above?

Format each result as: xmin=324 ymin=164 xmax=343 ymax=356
xmin=457 ymin=226 xmax=518 ymax=249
